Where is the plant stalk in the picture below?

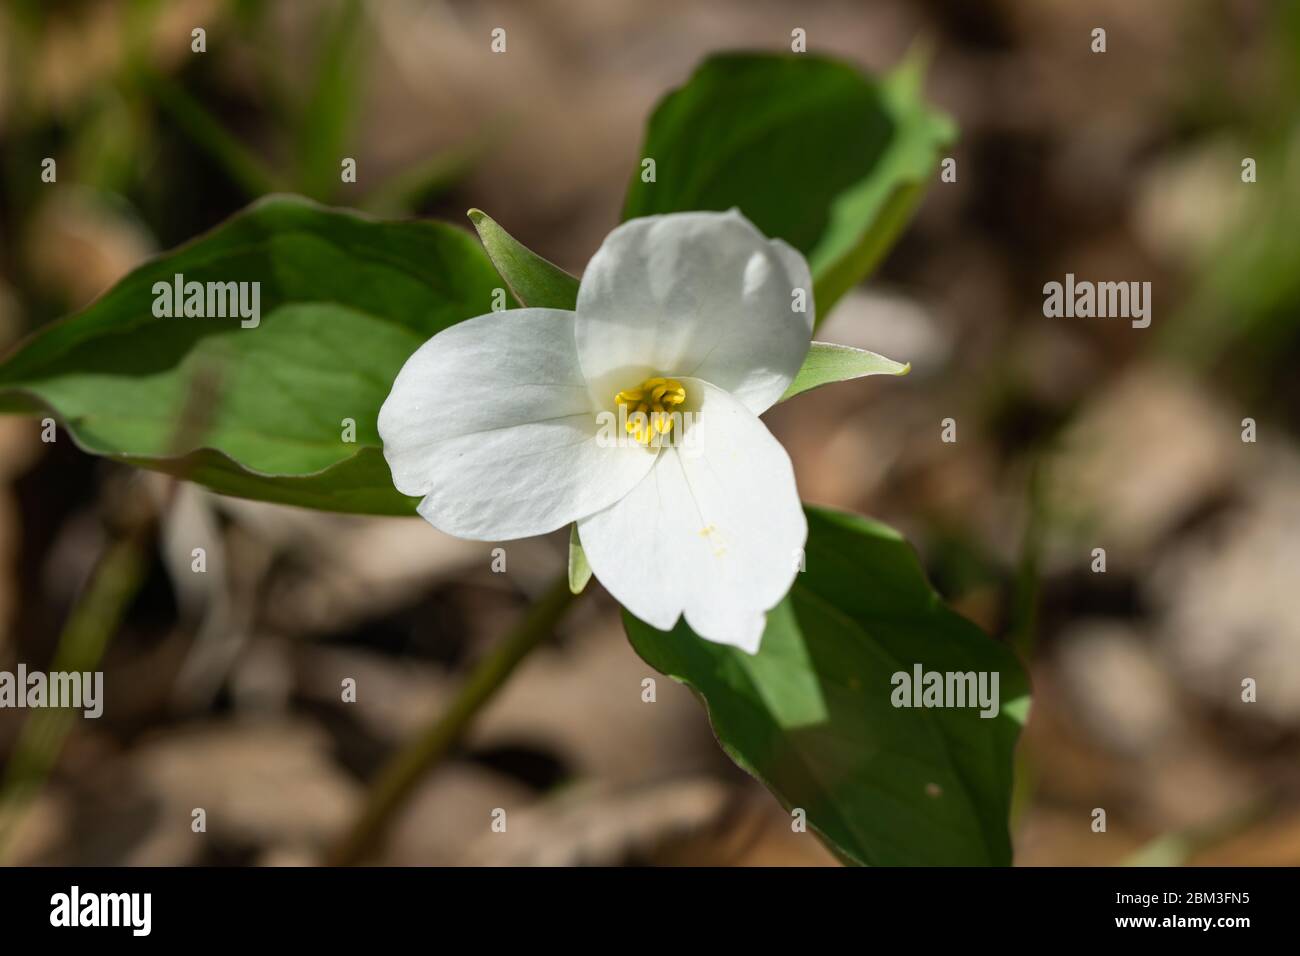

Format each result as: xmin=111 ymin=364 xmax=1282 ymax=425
xmin=329 ymin=573 xmax=578 ymax=866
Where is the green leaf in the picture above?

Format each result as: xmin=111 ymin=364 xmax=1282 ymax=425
xmin=623 ymin=50 xmax=954 ymax=325
xmin=0 ymin=195 xmax=508 ymax=514
xmin=468 ymin=209 xmax=579 ymax=310
xmin=568 ymin=523 xmax=592 ymax=594
xmin=780 ymin=342 xmax=910 ymax=402
xmin=623 ymin=506 xmax=1029 ymax=866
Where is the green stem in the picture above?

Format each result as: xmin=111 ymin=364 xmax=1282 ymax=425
xmin=0 ymin=531 xmax=152 ymax=861
xmin=132 ymin=68 xmax=284 ymax=198
xmin=329 ymin=574 xmax=578 ymax=866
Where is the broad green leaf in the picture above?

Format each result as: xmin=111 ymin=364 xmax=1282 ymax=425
xmin=568 ymin=523 xmax=592 ymax=594
xmin=0 ymin=195 xmax=509 ymax=514
xmin=623 ymin=50 xmax=954 ymax=325
xmin=779 ymin=342 xmax=910 ymax=403
xmin=468 ymin=209 xmax=579 ymax=310
xmin=623 ymin=506 xmax=1029 ymax=866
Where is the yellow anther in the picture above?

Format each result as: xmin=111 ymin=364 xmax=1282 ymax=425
xmin=614 ymin=375 xmax=687 ymax=446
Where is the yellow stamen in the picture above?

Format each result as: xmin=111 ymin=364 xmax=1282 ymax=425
xmin=614 ymin=375 xmax=687 ymax=446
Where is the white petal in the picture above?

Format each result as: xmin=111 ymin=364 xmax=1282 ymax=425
xmin=574 ymin=210 xmax=813 ymax=416
xmin=577 ymin=379 xmax=806 ymax=652
xmin=378 ymin=308 xmax=656 ymax=540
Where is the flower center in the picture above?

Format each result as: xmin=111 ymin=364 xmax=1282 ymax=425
xmin=614 ymin=376 xmax=687 ymax=446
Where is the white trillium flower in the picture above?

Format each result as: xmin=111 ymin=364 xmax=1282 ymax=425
xmin=378 ymin=210 xmax=813 ymax=652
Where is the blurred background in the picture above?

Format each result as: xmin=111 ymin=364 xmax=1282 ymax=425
xmin=1 ymin=0 xmax=1297 ymax=865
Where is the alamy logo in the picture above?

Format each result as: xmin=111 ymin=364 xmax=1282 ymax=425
xmin=0 ymin=665 xmax=102 ymax=718
xmin=890 ymin=665 xmax=1000 ymax=718
xmin=50 ymin=886 xmax=151 ymax=936
xmin=594 ymin=406 xmax=704 ymax=449
xmin=1042 ymin=273 xmax=1151 ymax=328
xmin=152 ymin=272 xmax=261 ymax=328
